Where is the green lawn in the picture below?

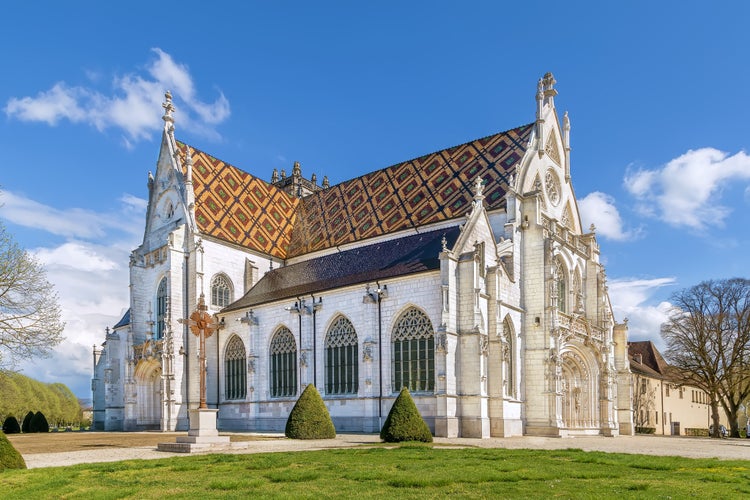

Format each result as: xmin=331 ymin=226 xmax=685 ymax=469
xmin=2 ymin=445 xmax=749 ymax=498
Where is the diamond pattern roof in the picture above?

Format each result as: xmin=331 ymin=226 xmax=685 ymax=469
xmin=178 ymin=123 xmax=533 ymax=261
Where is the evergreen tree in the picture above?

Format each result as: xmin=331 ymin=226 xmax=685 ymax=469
xmin=380 ymin=387 xmax=433 ymax=443
xmin=0 ymin=431 xmax=26 ymax=470
xmin=21 ymin=411 xmax=33 ymax=433
xmin=2 ymin=416 xmax=20 ymax=434
xmin=30 ymin=411 xmax=49 ymax=433
xmin=285 ymin=384 xmax=336 ymax=439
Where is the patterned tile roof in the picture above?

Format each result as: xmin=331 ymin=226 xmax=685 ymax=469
xmin=178 ymin=123 xmax=533 ymax=261
xmin=179 ymin=142 xmax=299 ymax=259
xmin=286 ymin=124 xmax=533 ymax=257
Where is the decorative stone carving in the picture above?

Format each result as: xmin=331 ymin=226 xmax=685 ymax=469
xmin=435 ymin=333 xmax=447 ymax=354
xmin=545 ymin=168 xmax=561 ymax=206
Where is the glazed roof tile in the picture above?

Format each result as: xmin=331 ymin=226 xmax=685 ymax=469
xmin=179 ymin=123 xmax=532 ymax=260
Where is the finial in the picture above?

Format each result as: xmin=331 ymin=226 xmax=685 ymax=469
xmin=105 ymin=326 xmax=110 ymax=335
xmin=197 ymin=293 xmax=207 ymax=312
xmin=280 ymin=169 xmax=286 ymax=179
xmin=292 ymin=161 xmax=301 ymax=177
xmin=162 ymin=90 xmax=175 ymax=124
xmin=311 ymin=173 xmax=317 ymax=185
xmin=441 ymin=235 xmax=448 ymax=252
xmin=322 ymin=175 xmax=329 ymax=188
xmin=185 ymin=145 xmax=193 ymax=183
xmin=536 ymin=78 xmax=544 ymax=101
xmin=473 ymin=177 xmax=485 ymax=200
xmin=271 ymin=168 xmax=279 ymax=183
xmin=589 ymin=223 xmax=596 ymax=233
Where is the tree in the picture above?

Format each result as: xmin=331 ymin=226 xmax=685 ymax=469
xmin=380 ymin=387 xmax=433 ymax=443
xmin=21 ymin=411 xmax=33 ymax=433
xmin=0 ymin=431 xmax=26 ymax=470
xmin=285 ymin=384 xmax=336 ymax=439
xmin=632 ymin=373 xmax=657 ymax=433
xmin=661 ymin=278 xmax=750 ymax=438
xmin=0 ymin=220 xmax=65 ymax=368
xmin=2 ymin=415 xmax=20 ymax=434
xmin=30 ymin=411 xmax=49 ymax=433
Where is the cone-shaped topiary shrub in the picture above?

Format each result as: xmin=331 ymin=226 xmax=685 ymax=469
xmin=285 ymin=384 xmax=336 ymax=439
xmin=2 ymin=416 xmax=21 ymax=434
xmin=30 ymin=411 xmax=49 ymax=433
xmin=0 ymin=430 xmax=26 ymax=470
xmin=380 ymin=387 xmax=433 ymax=443
xmin=21 ymin=412 xmax=34 ymax=433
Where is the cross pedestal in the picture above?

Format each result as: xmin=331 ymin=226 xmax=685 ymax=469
xmin=157 ymin=294 xmax=231 ymax=453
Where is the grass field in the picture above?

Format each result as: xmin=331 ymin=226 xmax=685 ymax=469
xmin=2 ymin=444 xmax=749 ymax=498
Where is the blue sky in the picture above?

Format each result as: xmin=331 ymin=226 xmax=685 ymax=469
xmin=2 ymin=1 xmax=749 ymax=398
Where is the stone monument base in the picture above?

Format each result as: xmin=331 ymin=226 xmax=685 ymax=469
xmin=157 ymin=408 xmax=232 ymax=453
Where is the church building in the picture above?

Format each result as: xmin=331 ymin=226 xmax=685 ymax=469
xmin=92 ymin=73 xmax=634 ymax=437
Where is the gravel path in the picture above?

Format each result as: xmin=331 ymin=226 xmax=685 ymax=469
xmin=22 ymin=433 xmax=750 ymax=469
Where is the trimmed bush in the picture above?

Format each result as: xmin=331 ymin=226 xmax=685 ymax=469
xmin=2 ymin=416 xmax=21 ymax=434
xmin=30 ymin=411 xmax=49 ymax=433
xmin=0 ymin=431 xmax=26 ymax=470
xmin=285 ymin=384 xmax=336 ymax=439
xmin=21 ymin=411 xmax=34 ymax=433
xmin=380 ymin=387 xmax=433 ymax=443
xmin=635 ymin=427 xmax=656 ymax=434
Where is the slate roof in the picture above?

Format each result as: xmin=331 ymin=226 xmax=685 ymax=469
xmin=113 ymin=309 xmax=131 ymax=329
xmin=223 ymin=225 xmax=460 ymax=311
xmin=180 ymin=123 xmax=533 ymax=261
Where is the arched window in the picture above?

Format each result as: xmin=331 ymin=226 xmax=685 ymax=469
xmin=325 ymin=316 xmax=358 ymax=395
xmin=555 ymin=260 xmax=567 ymax=313
xmin=224 ymin=335 xmax=247 ymax=400
xmin=392 ymin=308 xmax=435 ymax=393
xmin=270 ymin=327 xmax=297 ymax=397
xmin=502 ymin=317 xmax=515 ymax=398
xmin=156 ymin=278 xmax=167 ymax=339
xmin=211 ymin=274 xmax=233 ymax=308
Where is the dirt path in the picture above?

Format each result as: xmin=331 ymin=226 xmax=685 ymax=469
xmin=8 ymin=432 xmax=750 ymax=469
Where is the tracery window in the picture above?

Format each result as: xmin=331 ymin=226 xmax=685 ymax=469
xmin=211 ymin=274 xmax=233 ymax=308
xmin=325 ymin=316 xmax=358 ymax=395
xmin=156 ymin=278 xmax=167 ymax=339
xmin=503 ymin=317 xmax=515 ymax=398
xmin=224 ymin=335 xmax=247 ymax=400
xmin=270 ymin=327 xmax=297 ymax=397
xmin=555 ymin=260 xmax=567 ymax=313
xmin=392 ymin=307 xmax=435 ymax=393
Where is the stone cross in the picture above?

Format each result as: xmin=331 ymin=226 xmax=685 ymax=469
xmin=178 ymin=294 xmax=218 ymax=409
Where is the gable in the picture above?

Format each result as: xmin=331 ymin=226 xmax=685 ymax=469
xmin=178 ymin=143 xmax=299 ymax=259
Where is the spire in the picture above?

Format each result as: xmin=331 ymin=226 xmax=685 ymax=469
xmin=542 ymin=72 xmax=557 ymax=107
xmin=535 ymin=77 xmax=545 ymax=158
xmin=162 ymin=90 xmax=175 ymax=132
xmin=563 ymin=111 xmax=571 ymax=181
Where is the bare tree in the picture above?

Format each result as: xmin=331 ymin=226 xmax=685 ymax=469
xmin=661 ymin=279 xmax=750 ymax=438
xmin=0 ymin=221 xmax=65 ymax=367
xmin=632 ymin=373 xmax=657 ymax=432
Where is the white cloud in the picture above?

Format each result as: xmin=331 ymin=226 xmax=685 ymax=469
xmin=624 ymin=148 xmax=750 ymax=231
xmin=0 ymin=191 xmax=144 ymax=240
xmin=578 ymin=191 xmax=638 ymax=241
xmin=0 ymin=191 xmax=144 ymax=398
xmin=608 ymin=277 xmax=676 ymax=347
xmin=4 ymin=48 xmax=230 ymax=143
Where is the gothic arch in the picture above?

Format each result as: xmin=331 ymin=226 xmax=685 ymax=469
xmin=553 ymin=258 xmax=569 ymax=313
xmin=391 ymin=306 xmax=435 ymax=393
xmin=133 ymin=358 xmax=162 ymax=428
xmin=224 ymin=335 xmax=247 ymax=400
xmin=324 ymin=315 xmax=358 ymax=395
xmin=502 ymin=315 xmax=517 ymax=398
xmin=210 ymin=273 xmax=234 ymax=309
xmin=559 ymin=345 xmax=600 ymax=429
xmin=269 ymin=326 xmax=297 ymax=398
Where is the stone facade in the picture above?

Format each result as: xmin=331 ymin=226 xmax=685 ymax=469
xmin=93 ymin=74 xmax=633 ymax=437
